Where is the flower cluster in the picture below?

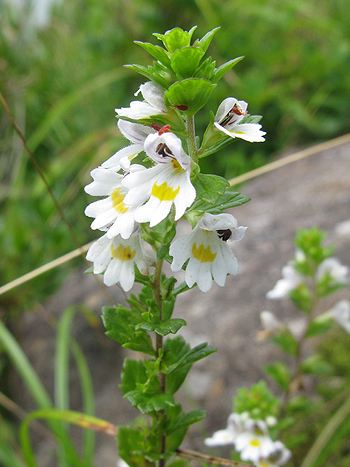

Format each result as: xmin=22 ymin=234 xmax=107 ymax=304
xmin=205 ymin=412 xmax=290 ymax=466
xmin=84 ymin=77 xmax=262 ymax=292
xmin=267 ymin=251 xmax=348 ymax=300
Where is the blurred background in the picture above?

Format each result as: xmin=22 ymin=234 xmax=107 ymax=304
xmin=1 ymin=0 xmax=350 ymax=465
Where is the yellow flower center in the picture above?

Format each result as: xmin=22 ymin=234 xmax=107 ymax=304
xmin=259 ymin=462 xmax=270 ymax=467
xmin=151 ymin=182 xmax=180 ymax=201
xmin=111 ymin=188 xmax=128 ymax=213
xmin=111 ymin=244 xmax=136 ymax=261
xmin=249 ymin=438 xmax=261 ymax=448
xmin=192 ymin=243 xmax=216 ymax=263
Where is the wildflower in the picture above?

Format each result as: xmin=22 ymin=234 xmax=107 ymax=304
xmin=266 ymin=264 xmax=302 ymax=300
xmin=84 ymin=167 xmax=139 ymax=239
xmin=317 ymin=257 xmax=348 ymax=285
xmin=122 ymin=130 xmax=195 ymax=227
xmin=102 ymin=119 xmax=154 ymax=170
xmin=204 ymin=412 xmax=249 ymax=447
xmin=235 ymin=420 xmax=275 ymax=464
xmin=256 ymin=440 xmax=291 ymax=467
xmin=86 ymin=232 xmax=148 ymax=291
xmin=116 ymin=81 xmax=166 ymax=120
xmin=170 ymin=213 xmax=247 ymax=293
xmin=214 ymin=97 xmax=266 ymax=142
xmin=329 ymin=300 xmax=350 ymax=333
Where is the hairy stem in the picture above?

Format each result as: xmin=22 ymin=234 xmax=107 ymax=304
xmin=186 ymin=115 xmax=197 ymax=160
xmin=154 ymin=259 xmax=166 ymax=467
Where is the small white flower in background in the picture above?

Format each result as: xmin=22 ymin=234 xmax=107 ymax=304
xmin=86 ymin=232 xmax=148 ymax=291
xmin=214 ymin=97 xmax=266 ymax=143
xmin=102 ymin=119 xmax=155 ymax=170
xmin=116 ymin=81 xmax=166 ymax=120
xmin=117 ymin=459 xmax=129 ymax=467
xmin=170 ymin=213 xmax=247 ymax=293
xmin=260 ymin=311 xmax=284 ymax=333
xmin=85 ymin=167 xmax=140 ymax=239
xmin=204 ymin=412 xmax=249 ymax=447
xmin=329 ymin=300 xmax=350 ymax=333
xmin=256 ymin=440 xmax=291 ymax=467
xmin=266 ymin=263 xmax=302 ymax=300
xmin=235 ymin=419 xmax=275 ymax=464
xmin=317 ymin=257 xmax=348 ymax=285
xmin=122 ymin=129 xmax=195 ymax=227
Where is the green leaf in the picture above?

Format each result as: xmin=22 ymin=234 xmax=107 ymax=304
xmin=165 ymin=78 xmax=216 ymax=115
xmin=165 ymin=342 xmax=216 ymax=374
xmin=121 ymin=360 xmax=175 ymax=413
xmin=102 ymin=306 xmax=155 ymax=355
xmin=125 ymin=63 xmax=171 ymax=87
xmin=163 ymin=337 xmax=192 ymax=394
xmin=136 ymin=318 xmax=187 ymax=337
xmin=118 ymin=426 xmax=150 ymax=467
xmin=240 ymin=114 xmax=263 ymax=124
xmin=170 ymin=47 xmax=205 ymax=78
xmin=265 ymin=362 xmax=291 ymax=390
xmin=191 ymin=173 xmax=229 ymax=206
xmin=301 ymin=355 xmax=333 ymax=376
xmin=306 ymin=317 xmax=333 ymax=337
xmin=233 ymin=381 xmax=279 ymax=420
xmin=154 ymin=26 xmax=197 ymax=52
xmin=134 ymin=41 xmax=171 ymax=67
xmin=272 ymin=329 xmax=298 ymax=356
xmin=190 ymin=185 xmax=250 ymax=216
xmin=194 ymin=57 xmax=216 ymax=79
xmin=213 ymin=56 xmax=244 ymax=82
xmin=167 ymin=409 xmax=206 ymax=434
xmin=290 ymin=284 xmax=313 ymax=313
xmin=194 ymin=27 xmax=220 ymax=53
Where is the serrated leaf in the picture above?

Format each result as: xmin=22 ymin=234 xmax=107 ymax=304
xmin=213 ymin=56 xmax=244 ymax=82
xmin=163 ymin=337 xmax=191 ymax=394
xmin=134 ymin=41 xmax=171 ymax=67
xmin=194 ymin=27 xmax=220 ymax=53
xmin=194 ymin=57 xmax=216 ymax=79
xmin=170 ymin=47 xmax=205 ymax=78
xmin=265 ymin=362 xmax=291 ymax=390
xmin=154 ymin=26 xmax=197 ymax=52
xmin=301 ymin=355 xmax=333 ymax=375
xmin=102 ymin=306 xmax=154 ymax=355
xmin=125 ymin=63 xmax=171 ymax=87
xmin=167 ymin=409 xmax=206 ymax=434
xmin=118 ymin=426 xmax=150 ymax=467
xmin=165 ymin=78 xmax=216 ymax=115
xmin=136 ymin=318 xmax=186 ymax=336
xmin=166 ymin=342 xmax=216 ymax=374
xmin=191 ymin=173 xmax=229 ymax=206
xmin=126 ymin=391 xmax=175 ymax=413
xmin=190 ymin=186 xmax=250 ymax=215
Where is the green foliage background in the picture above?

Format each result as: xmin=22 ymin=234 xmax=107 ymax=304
xmin=1 ymin=0 xmax=350 ymax=304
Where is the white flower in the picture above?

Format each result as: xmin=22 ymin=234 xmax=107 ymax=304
xmin=317 ymin=257 xmax=348 ymax=285
xmin=86 ymin=232 xmax=148 ymax=291
xmin=122 ymin=130 xmax=195 ymax=227
xmin=84 ymin=167 xmax=139 ymax=239
xmin=256 ymin=440 xmax=291 ymax=467
xmin=214 ymin=97 xmax=266 ymax=143
xmin=260 ymin=311 xmax=283 ymax=333
xmin=235 ymin=420 xmax=275 ymax=463
xmin=116 ymin=81 xmax=166 ymax=120
xmin=204 ymin=412 xmax=249 ymax=447
xmin=329 ymin=300 xmax=350 ymax=333
xmin=266 ymin=264 xmax=302 ymax=300
xmin=117 ymin=459 xmax=129 ymax=467
xmin=170 ymin=213 xmax=247 ymax=293
xmin=102 ymin=120 xmax=154 ymax=170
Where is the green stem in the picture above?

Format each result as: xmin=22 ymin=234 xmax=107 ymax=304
xmin=186 ymin=115 xmax=197 ymax=160
xmin=154 ymin=259 xmax=166 ymax=467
